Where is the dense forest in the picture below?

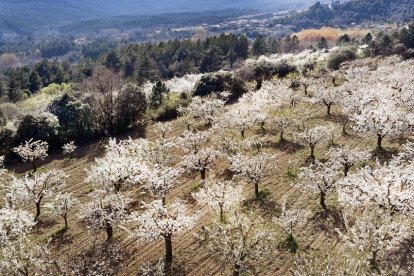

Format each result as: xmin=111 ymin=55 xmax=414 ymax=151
xmin=275 ymin=0 xmax=414 ymax=29
xmin=0 ymin=0 xmax=296 ymax=35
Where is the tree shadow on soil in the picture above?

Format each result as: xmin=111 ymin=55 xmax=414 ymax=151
xmin=384 ymin=236 xmax=414 ymax=275
xmin=268 ymin=140 xmax=305 ymax=154
xmin=372 ymin=147 xmax=399 ymax=164
xmin=311 ymin=208 xmax=346 ymax=236
xmin=242 ymin=195 xmax=280 ymax=216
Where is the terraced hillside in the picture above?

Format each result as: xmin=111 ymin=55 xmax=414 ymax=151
xmin=2 ymin=54 xmax=414 ymax=275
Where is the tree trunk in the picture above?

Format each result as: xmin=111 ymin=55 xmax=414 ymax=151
xmin=32 ymin=161 xmax=37 ymax=173
xmin=220 ymin=206 xmax=224 ymax=222
xmin=255 ymin=182 xmax=260 ymax=198
xmin=280 ymin=131 xmax=284 ymax=142
xmin=114 ymin=183 xmax=121 ymax=193
xmin=105 ymin=222 xmax=113 ymax=241
xmin=320 ymin=191 xmax=327 ymax=210
xmin=370 ymin=250 xmax=380 ymax=273
xmin=206 ymin=119 xmax=212 ymax=128
xmin=377 ymin=134 xmax=383 ymax=151
xmin=256 ymin=79 xmax=263 ymax=90
xmin=344 ymin=165 xmax=350 ymax=177
xmin=342 ymin=122 xmax=347 ymax=135
xmin=64 ymin=213 xmax=68 ymax=229
xmin=200 ymin=168 xmax=206 ymax=181
xmin=233 ymin=263 xmax=241 ymax=276
xmin=304 ymin=84 xmax=308 ymax=96
xmin=35 ymin=201 xmax=41 ymax=221
xmin=241 ymin=129 xmax=245 ymax=139
xmin=327 ymin=104 xmax=332 ymax=116
xmin=310 ymin=145 xmax=315 ymax=160
xmin=164 ymin=235 xmax=173 ymax=275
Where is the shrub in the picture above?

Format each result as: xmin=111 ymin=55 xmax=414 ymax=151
xmin=228 ymin=77 xmax=248 ymax=102
xmin=156 ymin=96 xmax=190 ymax=122
xmin=194 ymin=72 xmax=247 ymax=102
xmin=15 ymin=112 xmax=61 ymax=147
xmin=193 ymin=72 xmax=233 ymax=97
xmin=274 ymin=61 xmax=297 ymax=78
xmin=115 ymin=83 xmax=147 ymax=132
xmin=0 ymin=128 xmax=14 ymax=159
xmin=327 ymin=47 xmax=357 ymax=70
xmin=48 ymin=93 xmax=97 ymax=142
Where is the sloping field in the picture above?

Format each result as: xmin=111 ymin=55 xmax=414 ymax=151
xmin=9 ymin=89 xmax=409 ymax=276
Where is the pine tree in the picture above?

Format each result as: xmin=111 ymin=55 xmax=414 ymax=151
xmin=318 ymin=37 xmax=328 ymax=49
xmin=150 ymin=81 xmax=169 ymax=109
xmin=29 ymin=71 xmax=42 ymax=93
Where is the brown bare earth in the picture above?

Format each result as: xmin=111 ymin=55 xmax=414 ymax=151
xmin=8 ymin=98 xmax=409 ymax=275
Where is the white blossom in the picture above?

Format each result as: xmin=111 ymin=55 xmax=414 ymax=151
xmin=211 ymin=129 xmax=241 ymax=157
xmin=297 ymin=161 xmax=342 ymax=210
xmin=128 ymin=199 xmax=197 ymax=242
xmin=155 ymin=122 xmax=173 ymax=139
xmin=143 ymin=164 xmax=182 ymax=205
xmin=187 ymin=96 xmax=225 ymax=127
xmin=0 ymin=208 xmax=35 ymax=245
xmin=79 ymin=190 xmax=131 ymax=240
xmin=221 ymin=107 xmax=257 ymax=139
xmin=0 ymin=236 xmax=49 ymax=276
xmin=147 ymin=138 xmax=176 ymax=166
xmin=328 ymin=145 xmax=371 ymax=176
xmin=310 ymin=84 xmax=344 ymax=116
xmin=86 ymin=138 xmax=149 ymax=193
xmin=197 ymin=211 xmax=275 ymax=275
xmin=14 ymin=139 xmax=48 ymax=171
xmin=272 ymin=116 xmax=293 ymax=142
xmin=230 ymin=152 xmax=274 ymax=198
xmin=294 ymin=126 xmax=330 ymax=159
xmin=273 ymin=196 xmax=311 ymax=237
xmin=176 ymin=130 xmax=210 ymax=154
xmin=336 ymin=209 xmax=410 ymax=270
xmin=165 ymin=73 xmax=203 ymax=95
xmin=9 ymin=170 xmax=67 ymax=220
xmin=350 ymin=97 xmax=409 ymax=150
xmin=181 ymin=147 xmax=222 ymax=180
xmin=127 ymin=199 xmax=198 ymax=274
xmin=337 ymin=157 xmax=414 ymax=214
xmin=193 ymin=178 xmax=244 ymax=221
xmin=46 ymin=193 xmax=79 ymax=229
xmin=62 ymin=141 xmax=77 ymax=157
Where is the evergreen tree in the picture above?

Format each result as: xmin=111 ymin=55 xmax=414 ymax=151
xmin=150 ymin=81 xmax=169 ymax=109
xmin=0 ymin=80 xmax=4 ymax=98
xmin=336 ymin=34 xmax=351 ymax=45
xmin=7 ymin=78 xmax=23 ymax=102
xmin=105 ymin=50 xmax=122 ymax=72
xmin=235 ymin=35 xmax=249 ymax=59
xmin=362 ymin=33 xmax=373 ymax=44
xmin=227 ymin=48 xmax=237 ymax=68
xmin=252 ymin=35 xmax=267 ymax=56
xmin=28 ymin=71 xmax=42 ymax=93
xmin=200 ymin=47 xmax=221 ymax=73
xmin=318 ymin=37 xmax=329 ymax=49
xmin=137 ymin=56 xmax=160 ymax=84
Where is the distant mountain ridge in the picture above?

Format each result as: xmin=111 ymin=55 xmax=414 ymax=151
xmin=0 ymin=0 xmax=305 ymax=34
xmin=59 ymin=9 xmax=253 ymax=35
xmin=276 ymin=0 xmax=414 ymax=30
